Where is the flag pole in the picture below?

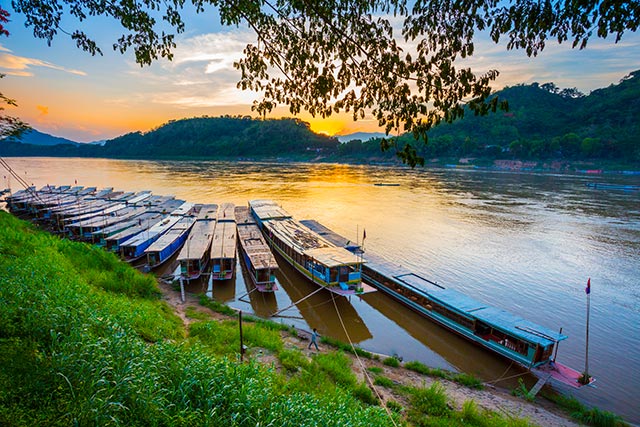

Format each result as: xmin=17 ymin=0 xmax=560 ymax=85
xmin=580 ymin=278 xmax=591 ymax=384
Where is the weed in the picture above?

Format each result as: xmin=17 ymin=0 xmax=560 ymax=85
xmin=278 ymin=348 xmax=309 ymax=372
xmin=373 ymin=376 xmax=394 ymax=388
xmin=383 ymin=356 xmax=400 ymax=367
xmin=367 ymin=366 xmax=383 ymax=374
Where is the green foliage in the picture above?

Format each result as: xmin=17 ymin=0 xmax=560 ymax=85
xmin=543 ymin=393 xmax=629 ymax=427
xmin=383 ymin=356 xmax=400 ymax=367
xmin=452 ymin=373 xmax=484 ymax=390
xmin=373 ymin=376 xmax=394 ymax=388
xmin=314 ymin=351 xmax=356 ymax=388
xmin=408 ymin=382 xmax=452 ymax=421
xmin=0 ymin=212 xmax=393 ymax=426
xmin=278 ymin=348 xmax=309 ymax=372
xmin=320 ymin=335 xmax=373 ymax=359
xmin=353 ymin=382 xmax=378 ymax=406
xmin=512 ymin=378 xmax=535 ymax=402
xmin=386 ymin=399 xmax=404 ymax=414
xmin=403 ymin=361 xmax=483 ymax=390
xmin=184 ymin=306 xmax=209 ymax=321
xmin=189 ymin=318 xmax=283 ymax=356
xmin=198 ymin=293 xmax=238 ymax=316
xmin=367 ymin=366 xmax=383 ymax=374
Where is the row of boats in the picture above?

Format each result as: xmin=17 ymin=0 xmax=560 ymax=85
xmin=3 ymin=184 xmax=590 ymax=387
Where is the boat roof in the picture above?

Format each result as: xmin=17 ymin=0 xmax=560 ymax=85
xmin=249 ymin=199 xmax=291 ymax=221
xmin=171 ymin=202 xmax=194 ymax=216
xmin=195 ymin=204 xmax=218 ymax=221
xmin=121 ymin=215 xmax=181 ymax=247
xmin=236 ymin=220 xmax=278 ymax=270
xmin=177 ymin=219 xmax=217 ymax=261
xmin=300 ymin=219 xmax=361 ymax=251
xmin=210 ymin=220 xmax=237 ymax=259
xmin=304 ymin=246 xmax=364 ymax=268
xmin=145 ymin=217 xmax=195 ymax=253
xmin=235 ymin=206 xmax=256 ymax=225
xmin=217 ymin=202 xmax=236 ymax=222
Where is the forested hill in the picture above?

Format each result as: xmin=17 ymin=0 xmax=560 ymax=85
xmin=0 ymin=117 xmax=339 ymax=159
xmin=100 ymin=116 xmax=338 ymax=158
xmin=391 ymin=70 xmax=640 ymax=162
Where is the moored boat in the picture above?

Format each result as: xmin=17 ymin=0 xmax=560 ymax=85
xmin=248 ymin=200 xmax=374 ymax=296
xmin=144 ymin=216 xmax=196 ymax=268
xmin=210 ymin=202 xmax=237 ymax=280
xmin=302 ymin=219 xmax=591 ymax=386
xmin=176 ymin=204 xmax=218 ymax=280
xmin=235 ymin=206 xmax=279 ymax=292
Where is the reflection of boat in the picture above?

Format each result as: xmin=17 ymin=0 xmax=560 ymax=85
xmin=586 ymin=182 xmax=639 ymax=191
xmin=249 ymin=200 xmax=374 ymax=296
xmin=235 ymin=206 xmax=279 ymax=292
xmin=145 ymin=216 xmax=196 ymax=268
xmin=275 ymin=257 xmax=373 ymax=343
xmin=306 ymin=220 xmax=590 ymax=388
xmin=177 ymin=204 xmax=218 ymax=281
xmin=210 ymin=203 xmax=237 ymax=280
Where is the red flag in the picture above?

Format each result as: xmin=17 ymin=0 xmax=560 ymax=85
xmin=585 ymin=278 xmax=591 ymax=294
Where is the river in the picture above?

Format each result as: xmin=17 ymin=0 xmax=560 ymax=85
xmin=3 ymin=157 xmax=639 ymax=423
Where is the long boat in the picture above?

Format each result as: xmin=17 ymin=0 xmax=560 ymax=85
xmin=144 ymin=216 xmax=196 ymax=268
xmin=176 ymin=204 xmax=218 ymax=281
xmin=119 ymin=202 xmax=193 ymax=262
xmin=235 ymin=206 xmax=279 ymax=292
xmin=248 ymin=200 xmax=375 ymax=296
xmin=302 ymin=219 xmax=592 ymax=387
xmin=210 ymin=202 xmax=237 ymax=280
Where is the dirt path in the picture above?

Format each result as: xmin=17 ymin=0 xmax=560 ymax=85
xmin=157 ymin=282 xmax=579 ymax=427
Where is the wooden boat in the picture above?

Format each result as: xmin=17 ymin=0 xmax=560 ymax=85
xmin=210 ymin=203 xmax=237 ymax=280
xmin=144 ymin=216 xmax=196 ymax=268
xmin=248 ymin=200 xmax=375 ymax=296
xmin=176 ymin=204 xmax=218 ymax=281
xmin=120 ymin=202 xmax=193 ymax=262
xmin=302 ymin=219 xmax=591 ymax=386
xmin=235 ymin=206 xmax=279 ymax=292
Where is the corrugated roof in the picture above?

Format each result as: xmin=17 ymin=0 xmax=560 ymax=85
xmin=304 ymin=247 xmax=364 ymax=267
xmin=176 ymin=218 xmax=216 ymax=261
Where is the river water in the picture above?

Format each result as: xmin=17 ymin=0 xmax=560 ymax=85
xmin=3 ymin=157 xmax=639 ymax=423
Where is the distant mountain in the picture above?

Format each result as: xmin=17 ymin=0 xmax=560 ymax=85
xmin=336 ymin=132 xmax=387 ymax=143
xmin=9 ymin=129 xmax=80 ymax=146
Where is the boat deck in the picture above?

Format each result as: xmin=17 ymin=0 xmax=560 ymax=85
xmin=236 ymin=206 xmax=278 ymax=270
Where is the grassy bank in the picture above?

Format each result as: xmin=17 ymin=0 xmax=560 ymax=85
xmin=0 ymin=211 xmax=625 ymax=426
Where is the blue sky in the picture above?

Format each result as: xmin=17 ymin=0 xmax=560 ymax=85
xmin=1 ymin=5 xmax=639 ymax=142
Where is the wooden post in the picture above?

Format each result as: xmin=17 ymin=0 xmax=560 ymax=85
xmin=179 ymin=277 xmax=185 ymax=303
xmin=239 ymin=310 xmax=244 ymax=362
xmin=552 ymin=327 xmax=562 ymax=362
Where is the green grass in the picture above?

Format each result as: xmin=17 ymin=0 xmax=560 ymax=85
xmin=542 ymin=393 xmax=629 ymax=427
xmin=278 ymin=348 xmax=309 ymax=372
xmin=373 ymin=375 xmax=395 ymax=388
xmin=185 ymin=305 xmax=210 ymax=320
xmin=383 ymin=356 xmax=400 ymax=367
xmin=404 ymin=361 xmax=484 ymax=390
xmin=320 ymin=335 xmax=373 ymax=358
xmin=198 ymin=293 xmax=238 ymax=316
xmin=0 ymin=212 xmax=392 ymax=426
xmin=367 ymin=366 xmax=383 ymax=374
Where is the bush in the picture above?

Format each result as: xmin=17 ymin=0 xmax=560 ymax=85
xmin=279 ymin=348 xmax=309 ymax=372
xmin=382 ymin=357 xmax=400 ymax=367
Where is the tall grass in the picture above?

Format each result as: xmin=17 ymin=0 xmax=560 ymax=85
xmin=404 ymin=360 xmax=484 ymax=390
xmin=0 ymin=212 xmax=392 ymax=426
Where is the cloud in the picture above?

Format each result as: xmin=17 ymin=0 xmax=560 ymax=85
xmin=0 ymin=48 xmax=87 ymax=76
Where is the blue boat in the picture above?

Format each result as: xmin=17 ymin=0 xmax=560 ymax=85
xmin=145 ymin=216 xmax=196 ymax=268
xmin=210 ymin=203 xmax=237 ymax=280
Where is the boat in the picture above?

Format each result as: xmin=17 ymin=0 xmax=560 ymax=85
xmin=302 ymin=219 xmax=592 ymax=387
xmin=176 ymin=204 xmax=218 ymax=281
xmin=374 ymin=183 xmax=400 ymax=186
xmin=144 ymin=216 xmax=196 ymax=268
xmin=248 ymin=200 xmax=375 ymax=296
xmin=210 ymin=203 xmax=237 ymax=280
xmin=119 ymin=202 xmax=193 ymax=262
xmin=235 ymin=206 xmax=279 ymax=292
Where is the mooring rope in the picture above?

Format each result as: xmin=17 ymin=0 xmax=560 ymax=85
xmin=329 ymin=292 xmax=399 ymax=427
xmin=270 ymin=285 xmax=325 ymax=316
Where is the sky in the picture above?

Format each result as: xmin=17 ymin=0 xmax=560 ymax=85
xmin=1 ymin=5 xmax=640 ymax=143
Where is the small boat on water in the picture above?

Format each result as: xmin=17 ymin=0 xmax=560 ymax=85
xmin=120 ymin=202 xmax=193 ymax=262
xmin=235 ymin=206 xmax=279 ymax=292
xmin=144 ymin=216 xmax=196 ymax=268
xmin=176 ymin=204 xmax=218 ymax=281
xmin=303 ymin=219 xmax=592 ymax=387
xmin=248 ymin=200 xmax=375 ymax=296
xmin=210 ymin=203 xmax=237 ymax=280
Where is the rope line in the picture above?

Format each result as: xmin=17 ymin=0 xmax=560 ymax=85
xmin=271 ymin=285 xmax=325 ymax=316
xmin=329 ymin=292 xmax=399 ymax=427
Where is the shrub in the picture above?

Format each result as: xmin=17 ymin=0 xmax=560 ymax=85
xmin=278 ymin=348 xmax=309 ymax=373
xmin=382 ymin=357 xmax=400 ymax=367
